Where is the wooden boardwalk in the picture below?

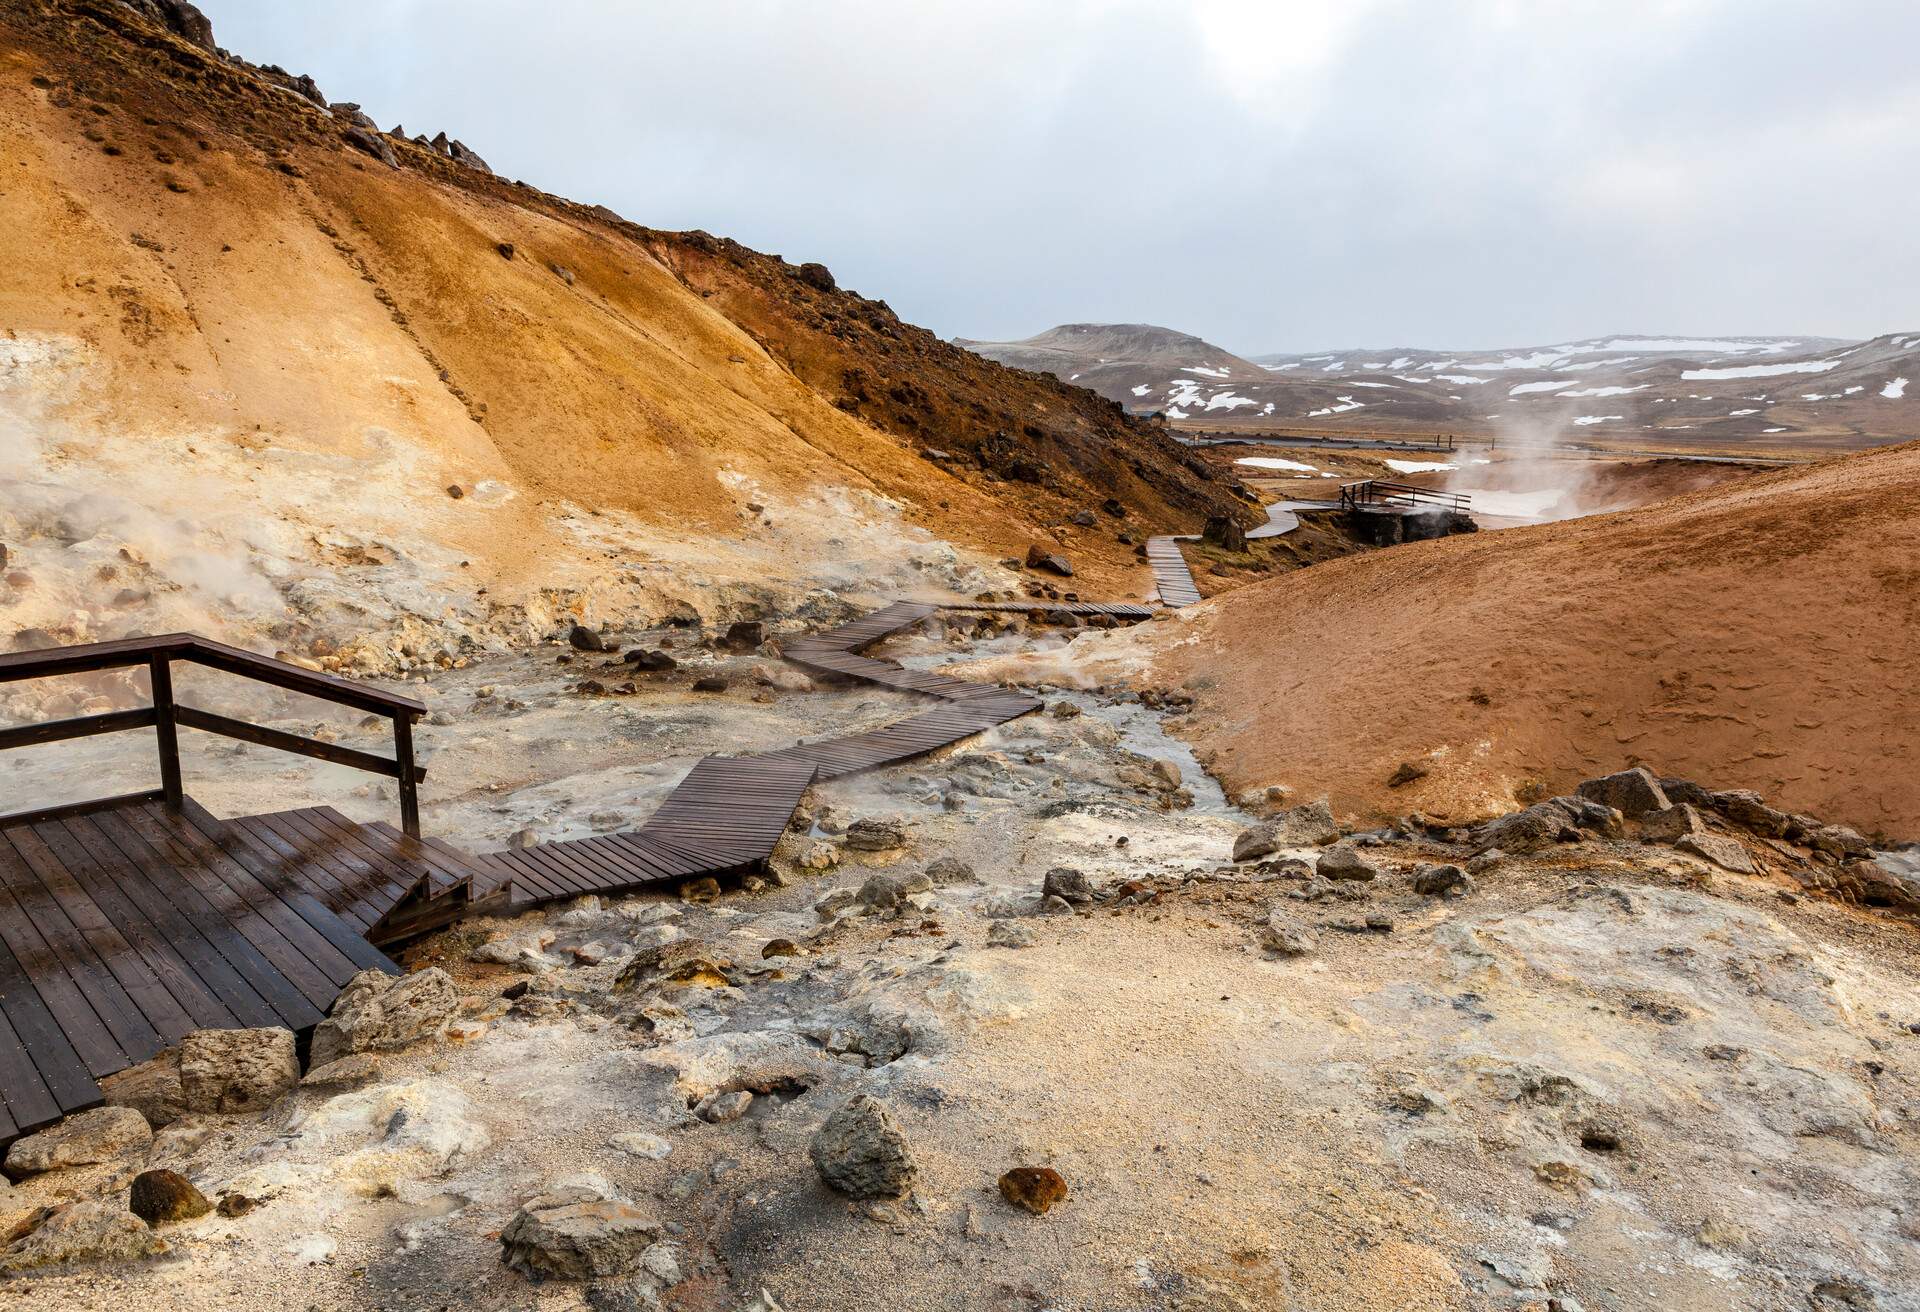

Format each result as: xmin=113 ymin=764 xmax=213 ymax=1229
xmin=0 ymin=797 xmax=395 ymax=1142
xmin=484 ymin=600 xmax=1048 ymax=905
xmin=1145 ymin=536 xmax=1204 ymax=607
xmin=0 ymin=594 xmax=1152 ymax=1142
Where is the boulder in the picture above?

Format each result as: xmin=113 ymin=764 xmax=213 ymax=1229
xmin=128 ymin=1169 xmax=211 ymax=1225
xmin=567 ymin=624 xmax=607 ymax=652
xmin=1575 ymin=767 xmax=1671 ymax=819
xmin=625 ymin=648 xmax=677 ymax=671
xmin=722 ymin=620 xmax=765 ymax=650
xmin=309 ymin=968 xmax=457 ymax=1068
xmin=1805 ymin=825 xmax=1873 ymax=859
xmin=301 ymin=1054 xmax=382 ymax=1089
xmin=343 ymin=126 xmax=399 ymax=168
xmin=178 ymin=1028 xmax=299 ymax=1114
xmin=987 ymin=921 xmax=1036 ymax=948
xmin=1640 ymin=803 xmax=1705 ymax=843
xmin=500 ymin=1193 xmax=663 ymax=1281
xmin=1024 ymin=546 xmax=1073 ymax=577
xmin=1412 ymin=864 xmax=1473 ymax=896
xmin=1041 ymin=867 xmax=1095 ymax=903
xmin=612 ymin=940 xmax=732 ymax=990
xmin=1708 ymin=789 xmax=1791 ymax=837
xmin=925 ymin=854 xmax=979 ymax=886
xmin=99 ymin=1053 xmax=185 ymax=1129
xmin=810 ymin=1093 xmax=916 ymax=1199
xmin=1234 ymin=799 xmax=1342 ymax=861
xmin=1676 ymin=834 xmax=1758 ymax=874
xmin=1315 ymin=844 xmax=1378 ymax=882
xmin=691 ymin=676 xmax=730 ymax=693
xmin=0 ymin=1201 xmax=166 ymax=1272
xmin=1258 ymin=915 xmax=1315 ymax=956
xmin=844 ymin=817 xmax=907 ymax=852
xmin=1202 ymin=515 xmax=1247 ymax=552
xmin=796 ymin=262 xmax=836 ymax=292
xmin=1474 ymin=800 xmax=1582 ymax=852
xmin=4 ymin=1107 xmax=151 ymax=1178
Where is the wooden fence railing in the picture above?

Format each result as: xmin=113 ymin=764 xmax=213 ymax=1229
xmin=1337 ymin=479 xmax=1472 ymax=514
xmin=0 ymin=634 xmax=427 ymax=835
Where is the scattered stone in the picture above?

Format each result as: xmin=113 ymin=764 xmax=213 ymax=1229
xmin=1412 ymin=864 xmax=1474 ymax=897
xmin=800 ymin=842 xmax=841 ymax=871
xmin=1708 ymin=789 xmax=1791 ymax=837
xmin=178 ymin=1027 xmax=299 ymax=1114
xmin=1640 ymin=803 xmax=1706 ymax=842
xmin=697 ymin=1090 xmax=753 ymax=1123
xmin=568 ymin=624 xmax=608 ymax=652
xmin=508 ymin=827 xmax=540 ymax=850
xmin=609 ymin=1132 xmax=672 ymax=1161
xmin=301 ymin=1054 xmax=382 ymax=1089
xmin=1315 ymin=844 xmax=1379 ymax=882
xmin=1233 ymin=799 xmax=1340 ymax=860
xmin=1040 ymin=894 xmax=1075 ymax=916
xmin=613 ymin=940 xmax=732 ymax=990
xmin=1148 ymin=758 xmax=1182 ymax=789
xmin=128 ymin=1169 xmax=211 ymax=1226
xmin=692 ymin=676 xmax=730 ymax=693
xmin=722 ymin=620 xmax=765 ymax=650
xmin=1676 ymin=833 xmax=1758 ymax=874
xmin=1575 ymin=767 xmax=1671 ymax=818
xmin=762 ymin=938 xmax=801 ymax=959
xmin=986 ymin=921 xmax=1036 ymax=949
xmin=1041 ymin=867 xmax=1095 ymax=903
xmin=1024 ymin=545 xmax=1073 ymax=577
xmin=998 ymin=1166 xmax=1069 ymax=1215
xmin=1805 ymin=824 xmax=1873 ymax=859
xmin=343 ymin=125 xmax=399 ymax=168
xmin=1258 ymin=915 xmax=1315 ymax=957
xmin=815 ymin=887 xmax=858 ymax=920
xmin=0 ymin=1201 xmax=166 ymax=1272
xmin=809 ymin=1094 xmax=916 ymax=1199
xmin=680 ymin=876 xmax=722 ymax=903
xmin=1465 ymin=848 xmax=1506 ymax=875
xmin=4 ymin=1106 xmax=151 ymax=1178
xmin=500 ymin=1192 xmax=664 ymax=1281
xmin=845 ymin=817 xmax=908 ymax=851
xmin=1386 ymin=761 xmax=1429 ymax=788
xmin=309 ymin=968 xmax=458 ymax=1067
xmin=215 ymin=1193 xmax=257 ymax=1218
xmin=625 ymin=649 xmax=677 ymax=671
xmin=925 ymin=854 xmax=978 ymax=886
xmin=98 ymin=1052 xmax=185 ymax=1129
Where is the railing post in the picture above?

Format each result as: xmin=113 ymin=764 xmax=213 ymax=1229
xmin=392 ymin=712 xmax=420 ymax=838
xmin=149 ymin=656 xmax=183 ymax=811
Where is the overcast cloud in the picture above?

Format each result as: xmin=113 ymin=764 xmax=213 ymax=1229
xmin=201 ymin=1 xmax=1920 ymax=353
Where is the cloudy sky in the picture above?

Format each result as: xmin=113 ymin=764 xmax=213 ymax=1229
xmin=203 ymin=1 xmax=1920 ymax=353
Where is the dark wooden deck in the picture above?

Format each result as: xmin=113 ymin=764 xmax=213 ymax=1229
xmin=1145 ymin=536 xmax=1204 ymax=607
xmin=0 ymin=595 xmax=1154 ymax=1144
xmin=0 ymin=796 xmax=396 ymax=1142
xmin=488 ymin=599 xmax=1054 ymax=904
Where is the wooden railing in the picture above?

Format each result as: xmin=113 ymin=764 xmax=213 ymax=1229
xmin=1338 ymin=479 xmax=1472 ymax=514
xmin=0 ymin=633 xmax=427 ymax=835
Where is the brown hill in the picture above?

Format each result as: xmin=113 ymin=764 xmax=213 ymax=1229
xmin=1146 ymin=441 xmax=1920 ymax=839
xmin=0 ymin=1 xmax=1244 ymax=671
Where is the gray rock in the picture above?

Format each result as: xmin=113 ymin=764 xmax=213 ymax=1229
xmin=1315 ymin=844 xmax=1379 ymax=882
xmin=815 ymin=887 xmax=857 ymax=920
xmin=1575 ymin=767 xmax=1671 ymax=818
xmin=500 ymin=1193 xmax=664 ymax=1280
xmin=809 ymin=1093 xmax=916 ymax=1199
xmin=1805 ymin=824 xmax=1873 ymax=859
xmin=1640 ymin=803 xmax=1705 ymax=842
xmin=925 ymin=854 xmax=979 ymax=886
xmin=1676 ymin=833 xmax=1758 ymax=874
xmin=0 ymin=1201 xmax=166 ymax=1271
xmin=1474 ymin=800 xmax=1583 ymax=852
xmin=1708 ymin=789 xmax=1791 ymax=837
xmin=310 ymin=968 xmax=458 ymax=1067
xmin=986 ymin=921 xmax=1036 ymax=949
xmin=1231 ymin=800 xmax=1342 ymax=863
xmin=4 ymin=1106 xmax=152 ymax=1177
xmin=1258 ymin=914 xmax=1315 ymax=956
xmin=1465 ymin=848 xmax=1506 ymax=875
xmin=1041 ymin=867 xmax=1095 ymax=903
xmin=178 ymin=1027 xmax=299 ymax=1114
xmin=856 ymin=874 xmax=911 ymax=913
xmin=844 ymin=817 xmax=908 ymax=852
xmin=1412 ymin=864 xmax=1473 ymax=896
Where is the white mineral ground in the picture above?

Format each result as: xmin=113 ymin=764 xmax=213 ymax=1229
xmin=7 ymin=619 xmax=1919 ymax=1312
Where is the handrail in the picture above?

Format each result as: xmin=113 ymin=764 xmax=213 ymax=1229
xmin=0 ymin=633 xmax=426 ymax=835
xmin=1339 ymin=479 xmax=1472 ymax=514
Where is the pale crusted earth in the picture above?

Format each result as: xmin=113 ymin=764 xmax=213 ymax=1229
xmin=4 ymin=623 xmax=1919 ymax=1312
